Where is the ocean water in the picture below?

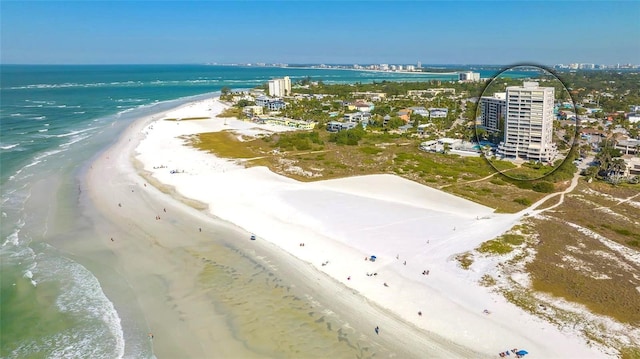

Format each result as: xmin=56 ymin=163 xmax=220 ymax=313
xmin=0 ymin=65 xmax=529 ymax=358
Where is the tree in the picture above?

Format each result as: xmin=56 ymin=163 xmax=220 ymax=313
xmin=221 ymin=86 xmax=231 ymax=95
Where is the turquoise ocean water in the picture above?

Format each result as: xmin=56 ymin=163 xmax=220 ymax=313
xmin=0 ymin=65 xmax=528 ymax=358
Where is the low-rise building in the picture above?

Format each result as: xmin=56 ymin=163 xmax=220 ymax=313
xmin=263 ymin=118 xmax=315 ymax=130
xmin=417 ymin=123 xmax=433 ymax=135
xmin=622 ymin=155 xmax=640 ymax=177
xmin=408 ymin=106 xmax=429 ymax=117
xmin=326 ymin=121 xmax=342 ymax=132
xmin=255 ymin=95 xmax=271 ymax=107
xmin=407 ymin=88 xmax=456 ymax=98
xmin=429 ymin=108 xmax=448 ymax=119
xmin=266 ymin=100 xmax=286 ymax=111
xmin=397 ymin=109 xmax=412 ymax=122
xmin=243 ymin=105 xmax=263 ymax=116
xmin=351 ymin=92 xmax=386 ymax=101
xmin=615 ymin=138 xmax=640 ymax=155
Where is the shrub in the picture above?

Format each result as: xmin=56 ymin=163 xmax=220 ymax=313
xmin=532 ymin=181 xmax=555 ymax=193
xmin=514 ymin=198 xmax=532 ymax=206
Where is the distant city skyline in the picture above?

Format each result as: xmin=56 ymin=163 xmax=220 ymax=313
xmin=1 ymin=1 xmax=639 ymax=65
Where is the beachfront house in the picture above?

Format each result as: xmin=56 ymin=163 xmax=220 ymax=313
xmin=255 ymin=95 xmax=271 ymax=107
xmin=341 ymin=122 xmax=357 ymax=131
xmin=327 ymin=121 xmax=343 ymax=132
xmin=267 ymin=100 xmax=286 ymax=111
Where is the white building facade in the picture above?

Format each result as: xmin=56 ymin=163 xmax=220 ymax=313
xmin=497 ymin=82 xmax=558 ymax=162
xmin=268 ymin=76 xmax=292 ymax=97
xmin=458 ymin=71 xmax=480 ymax=82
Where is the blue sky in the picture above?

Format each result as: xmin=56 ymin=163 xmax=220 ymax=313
xmin=1 ymin=1 xmax=638 ymax=65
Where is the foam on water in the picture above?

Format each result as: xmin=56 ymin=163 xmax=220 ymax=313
xmin=7 ymin=249 xmax=126 ymax=359
xmin=1 ymin=143 xmax=20 ymax=150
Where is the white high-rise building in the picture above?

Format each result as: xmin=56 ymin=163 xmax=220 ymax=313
xmin=268 ymin=76 xmax=292 ymax=97
xmin=458 ymin=71 xmax=480 ymax=82
xmin=479 ymin=92 xmax=506 ymax=132
xmin=497 ymin=82 xmax=557 ymax=162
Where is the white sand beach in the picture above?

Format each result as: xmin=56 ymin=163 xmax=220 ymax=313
xmin=93 ymin=96 xmax=609 ymax=358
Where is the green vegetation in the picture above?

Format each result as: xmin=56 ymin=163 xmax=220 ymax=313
xmin=274 ymin=131 xmax=323 ymax=151
xmin=479 ymin=274 xmax=497 ymax=287
xmin=456 ymin=252 xmax=474 ymax=270
xmin=328 ymin=126 xmax=365 ymax=145
xmin=217 ymin=107 xmax=245 ymax=118
xmin=532 ymin=181 xmax=555 ymax=193
xmin=477 ymin=233 xmax=525 ymax=255
xmin=359 ymin=146 xmax=383 ymax=155
xmin=525 ymin=182 xmax=640 ymax=326
xmin=513 ymin=197 xmax=532 ymax=206
xmin=621 ymin=347 xmax=640 ymax=359
xmin=189 ymin=131 xmax=260 ymax=158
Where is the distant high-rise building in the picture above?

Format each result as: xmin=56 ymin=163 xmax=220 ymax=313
xmin=268 ymin=76 xmax=291 ymax=97
xmin=479 ymin=92 xmax=506 ymax=132
xmin=458 ymin=71 xmax=480 ymax=82
xmin=497 ymin=82 xmax=557 ymax=162
xmin=417 ymin=61 xmax=421 ymax=69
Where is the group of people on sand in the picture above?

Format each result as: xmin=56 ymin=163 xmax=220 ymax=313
xmin=498 ymin=349 xmax=520 ymax=358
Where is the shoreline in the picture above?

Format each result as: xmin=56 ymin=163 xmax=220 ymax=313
xmin=86 ymin=95 xmax=607 ymax=357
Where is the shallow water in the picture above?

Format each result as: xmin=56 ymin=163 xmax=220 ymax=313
xmin=193 ymin=244 xmax=383 ymax=358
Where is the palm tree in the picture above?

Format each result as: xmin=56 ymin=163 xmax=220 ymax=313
xmin=607 ymin=158 xmax=627 ymax=184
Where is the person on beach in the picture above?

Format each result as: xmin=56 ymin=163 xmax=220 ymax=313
xmin=110 ymin=237 xmax=114 ymax=242
xmin=163 ymin=208 xmax=166 ymax=213
xmin=375 ymin=326 xmax=379 ymax=335
xmin=199 ymin=227 xmax=202 ymax=232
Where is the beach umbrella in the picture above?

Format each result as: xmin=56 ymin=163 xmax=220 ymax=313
xmin=516 ymin=350 xmax=528 ymax=356
xmin=370 ymin=255 xmax=377 ymax=261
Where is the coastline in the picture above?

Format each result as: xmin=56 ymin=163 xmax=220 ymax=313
xmin=85 ymin=96 xmax=608 ymax=357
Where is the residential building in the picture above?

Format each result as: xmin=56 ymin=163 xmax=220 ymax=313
xmin=397 ymin=109 xmax=412 ymax=122
xmin=266 ymin=100 xmax=286 ymax=111
xmin=428 ymin=108 xmax=448 ymax=119
xmin=383 ymin=115 xmax=392 ymax=126
xmin=408 ymin=106 xmax=429 ymax=117
xmin=497 ymin=82 xmax=558 ymax=162
xmin=255 ymin=95 xmax=271 ymax=107
xmin=351 ymin=92 xmax=386 ymax=101
xmin=326 ymin=121 xmax=342 ymax=132
xmin=407 ymin=88 xmax=456 ymax=98
xmin=341 ymin=122 xmax=357 ymax=131
xmin=615 ymin=138 xmax=640 ymax=155
xmin=479 ymin=92 xmax=506 ymax=132
xmin=458 ymin=71 xmax=480 ymax=82
xmin=622 ymin=155 xmax=640 ymax=177
xmin=268 ymin=76 xmax=292 ymax=97
xmin=243 ymin=105 xmax=263 ymax=116
xmin=417 ymin=123 xmax=433 ymax=135
xmin=628 ymin=113 xmax=640 ymax=123
xmin=263 ymin=118 xmax=315 ymax=130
